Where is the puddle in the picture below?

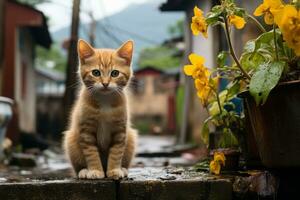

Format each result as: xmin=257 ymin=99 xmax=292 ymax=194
xmin=0 ymin=177 xmax=7 ymax=183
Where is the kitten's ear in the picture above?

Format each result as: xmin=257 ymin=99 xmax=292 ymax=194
xmin=116 ymin=40 xmax=134 ymax=65
xmin=78 ymin=39 xmax=95 ymax=60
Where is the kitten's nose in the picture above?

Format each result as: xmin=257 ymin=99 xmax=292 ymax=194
xmin=102 ymin=83 xmax=109 ymax=88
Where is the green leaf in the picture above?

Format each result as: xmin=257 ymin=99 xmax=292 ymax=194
xmin=217 ymin=51 xmax=228 ymax=67
xmin=234 ymin=7 xmax=246 ymax=17
xmin=249 ymin=61 xmax=285 ymax=105
xmin=242 ymin=40 xmax=255 ymax=54
xmin=254 ymin=30 xmax=284 ymax=58
xmin=226 ymin=81 xmax=240 ymax=99
xmin=240 ymin=40 xmax=265 ymax=72
xmin=209 ymin=101 xmax=222 ymax=116
xmin=218 ymin=128 xmax=239 ymax=148
xmin=254 ymin=31 xmax=274 ymax=53
xmin=223 ymin=102 xmax=236 ymax=110
xmin=240 ymin=52 xmax=265 ymax=71
xmin=239 ymin=31 xmax=285 ymax=72
xmin=206 ymin=5 xmax=223 ymax=26
xmin=201 ymin=120 xmax=210 ymax=145
xmin=194 ymin=160 xmax=209 ymax=171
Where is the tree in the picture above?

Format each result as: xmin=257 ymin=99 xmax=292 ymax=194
xmin=138 ymin=46 xmax=182 ymax=69
xmin=35 ymin=45 xmax=66 ymax=72
xmin=168 ymin=19 xmax=184 ymax=38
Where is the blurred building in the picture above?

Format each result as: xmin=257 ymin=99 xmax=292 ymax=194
xmin=35 ymin=67 xmax=65 ymax=97
xmin=0 ymin=0 xmax=52 ymax=143
xmin=131 ymin=67 xmax=179 ymax=135
xmin=35 ymin=67 xmax=65 ymax=140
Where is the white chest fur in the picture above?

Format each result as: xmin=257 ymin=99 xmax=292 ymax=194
xmin=96 ymin=120 xmax=111 ymax=151
xmin=93 ymin=92 xmax=126 ymax=151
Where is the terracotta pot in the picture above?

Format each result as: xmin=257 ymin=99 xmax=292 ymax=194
xmin=240 ymin=80 xmax=300 ymax=168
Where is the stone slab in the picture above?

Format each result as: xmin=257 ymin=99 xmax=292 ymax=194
xmin=118 ymin=179 xmax=232 ymax=200
xmin=1 ymin=166 xmax=283 ymax=200
xmin=0 ymin=167 xmax=235 ymax=200
xmin=0 ymin=179 xmax=116 ymax=200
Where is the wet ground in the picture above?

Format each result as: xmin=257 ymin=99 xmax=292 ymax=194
xmin=0 ymin=136 xmax=282 ymax=200
xmin=0 ymin=135 xmax=202 ymax=183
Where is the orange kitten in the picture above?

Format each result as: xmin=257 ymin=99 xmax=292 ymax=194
xmin=63 ymin=39 xmax=137 ymax=180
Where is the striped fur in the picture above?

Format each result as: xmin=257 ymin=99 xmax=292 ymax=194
xmin=63 ymin=39 xmax=137 ymax=180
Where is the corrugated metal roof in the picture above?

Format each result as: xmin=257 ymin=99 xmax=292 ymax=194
xmin=160 ymin=0 xmax=197 ymax=12
xmin=35 ymin=67 xmax=65 ymax=82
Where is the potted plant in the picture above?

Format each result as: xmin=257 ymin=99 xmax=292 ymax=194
xmin=184 ymin=52 xmax=243 ymax=171
xmin=184 ymin=0 xmax=300 ymax=168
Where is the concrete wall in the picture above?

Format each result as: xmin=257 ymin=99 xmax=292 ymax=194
xmin=15 ymin=28 xmax=36 ymax=133
xmin=130 ymin=74 xmax=177 ymax=134
xmin=130 ymin=75 xmax=168 ymax=117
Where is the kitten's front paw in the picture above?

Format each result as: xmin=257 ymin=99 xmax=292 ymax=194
xmin=78 ymin=169 xmax=105 ymax=179
xmin=122 ymin=168 xmax=128 ymax=177
xmin=107 ymin=168 xmax=124 ymax=180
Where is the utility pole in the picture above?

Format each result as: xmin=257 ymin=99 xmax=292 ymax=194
xmin=63 ymin=0 xmax=81 ymax=126
xmin=88 ymin=11 xmax=96 ymax=47
xmin=0 ymin=0 xmax=5 ymax=94
xmin=0 ymin=0 xmax=5 ymax=66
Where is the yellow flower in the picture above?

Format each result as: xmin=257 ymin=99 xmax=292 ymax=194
xmin=228 ymin=15 xmax=246 ymax=29
xmin=209 ymin=152 xmax=226 ymax=175
xmin=214 ymin=152 xmax=226 ymax=166
xmin=195 ymin=79 xmax=211 ymax=103
xmin=184 ymin=53 xmax=210 ymax=79
xmin=191 ymin=6 xmax=208 ymax=38
xmin=253 ymin=0 xmax=284 ymax=25
xmin=275 ymin=5 xmax=300 ymax=56
xmin=183 ymin=53 xmax=213 ymax=104
xmin=210 ymin=160 xmax=221 ymax=175
xmin=184 ymin=54 xmax=205 ymax=75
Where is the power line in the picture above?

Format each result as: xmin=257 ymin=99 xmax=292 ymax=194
xmin=97 ymin=22 xmax=123 ymax=46
xmin=97 ymin=0 xmax=122 ymax=46
xmin=50 ymin=0 xmax=90 ymax=14
xmin=79 ymin=17 xmax=116 ymax=47
xmin=104 ymin=23 xmax=160 ymax=45
xmin=51 ymin=0 xmax=160 ymax=45
xmin=83 ymin=4 xmax=110 ymax=47
xmin=97 ymin=0 xmax=160 ymax=46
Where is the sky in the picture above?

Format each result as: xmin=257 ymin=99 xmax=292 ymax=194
xmin=37 ymin=0 xmax=150 ymax=32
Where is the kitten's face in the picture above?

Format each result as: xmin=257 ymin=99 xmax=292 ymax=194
xmin=77 ymin=39 xmax=133 ymax=95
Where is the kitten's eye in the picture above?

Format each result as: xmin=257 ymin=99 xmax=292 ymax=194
xmin=111 ymin=70 xmax=119 ymax=77
xmin=92 ymin=69 xmax=101 ymax=77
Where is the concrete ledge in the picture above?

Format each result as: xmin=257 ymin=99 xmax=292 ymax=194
xmin=0 ymin=180 xmax=116 ymax=200
xmin=0 ymin=178 xmax=232 ymax=200
xmin=119 ymin=179 xmax=232 ymax=200
xmin=3 ymin=167 xmax=280 ymax=200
